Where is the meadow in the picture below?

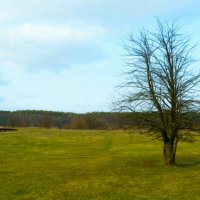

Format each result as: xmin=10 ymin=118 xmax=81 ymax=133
xmin=0 ymin=128 xmax=200 ymax=200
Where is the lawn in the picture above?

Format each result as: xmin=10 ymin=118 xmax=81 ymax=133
xmin=0 ymin=128 xmax=200 ymax=200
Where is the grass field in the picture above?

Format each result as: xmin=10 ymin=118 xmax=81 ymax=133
xmin=0 ymin=128 xmax=200 ymax=200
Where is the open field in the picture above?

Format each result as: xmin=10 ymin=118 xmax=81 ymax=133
xmin=0 ymin=128 xmax=200 ymax=200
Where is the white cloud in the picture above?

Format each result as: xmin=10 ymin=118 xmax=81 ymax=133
xmin=0 ymin=22 xmax=107 ymax=71
xmin=4 ymin=24 xmax=106 ymax=44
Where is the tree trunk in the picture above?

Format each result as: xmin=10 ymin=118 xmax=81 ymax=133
xmin=163 ymin=138 xmax=177 ymax=165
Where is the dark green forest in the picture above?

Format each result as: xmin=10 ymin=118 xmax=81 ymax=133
xmin=0 ymin=110 xmax=200 ymax=130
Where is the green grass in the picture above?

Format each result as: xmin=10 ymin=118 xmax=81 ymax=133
xmin=0 ymin=128 xmax=200 ymax=200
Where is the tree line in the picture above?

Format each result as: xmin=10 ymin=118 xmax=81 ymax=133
xmin=0 ymin=110 xmax=127 ymax=129
xmin=0 ymin=110 xmax=200 ymax=131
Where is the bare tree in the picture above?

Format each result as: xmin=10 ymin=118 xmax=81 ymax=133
xmin=41 ymin=113 xmax=51 ymax=128
xmin=117 ymin=19 xmax=200 ymax=165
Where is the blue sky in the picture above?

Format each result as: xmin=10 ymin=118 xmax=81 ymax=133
xmin=0 ymin=0 xmax=199 ymax=113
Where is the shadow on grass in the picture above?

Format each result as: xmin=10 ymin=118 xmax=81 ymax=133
xmin=0 ymin=127 xmax=18 ymax=132
xmin=176 ymin=155 xmax=200 ymax=167
xmin=125 ymin=156 xmax=200 ymax=168
xmin=177 ymin=162 xmax=200 ymax=167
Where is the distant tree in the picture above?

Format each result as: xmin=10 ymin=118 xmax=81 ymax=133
xmin=70 ymin=117 xmax=88 ymax=129
xmin=8 ymin=113 xmax=24 ymax=127
xmin=41 ymin=113 xmax=51 ymax=128
xmin=53 ymin=116 xmax=63 ymax=129
xmin=8 ymin=113 xmax=16 ymax=128
xmin=116 ymin=19 xmax=200 ymax=165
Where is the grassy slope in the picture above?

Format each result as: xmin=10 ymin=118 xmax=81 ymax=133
xmin=0 ymin=128 xmax=199 ymax=200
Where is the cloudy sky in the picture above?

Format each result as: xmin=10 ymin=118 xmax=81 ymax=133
xmin=0 ymin=0 xmax=199 ymax=113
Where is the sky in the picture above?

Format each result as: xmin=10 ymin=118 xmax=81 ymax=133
xmin=0 ymin=0 xmax=200 ymax=113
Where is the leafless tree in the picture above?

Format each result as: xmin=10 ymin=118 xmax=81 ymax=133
xmin=117 ymin=19 xmax=200 ymax=165
xmin=41 ymin=113 xmax=51 ymax=128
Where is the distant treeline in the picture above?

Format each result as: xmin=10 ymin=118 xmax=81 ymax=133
xmin=0 ymin=110 xmax=200 ymax=130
